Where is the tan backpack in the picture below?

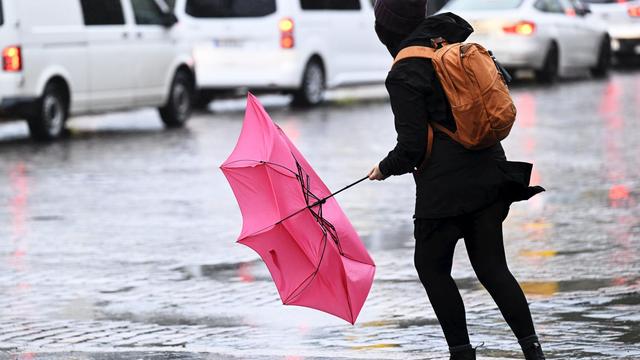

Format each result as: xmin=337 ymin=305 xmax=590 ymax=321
xmin=394 ymin=41 xmax=516 ymax=164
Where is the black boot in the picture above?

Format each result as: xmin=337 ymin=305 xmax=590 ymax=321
xmin=519 ymin=335 xmax=546 ymax=360
xmin=449 ymin=344 xmax=476 ymax=360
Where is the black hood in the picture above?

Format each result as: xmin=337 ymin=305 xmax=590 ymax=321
xmin=376 ymin=12 xmax=474 ymax=57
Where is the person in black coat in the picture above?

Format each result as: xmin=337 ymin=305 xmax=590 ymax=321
xmin=368 ymin=1 xmax=546 ymax=360
xmin=427 ymin=0 xmax=449 ymax=15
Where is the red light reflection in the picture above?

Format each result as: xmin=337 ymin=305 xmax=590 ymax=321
xmin=238 ymin=262 xmax=255 ymax=283
xmin=517 ymin=93 xmax=536 ymax=128
xmin=514 ymin=93 xmax=543 ymax=211
xmin=599 ymin=80 xmax=637 ymax=269
xmin=9 ymin=164 xmax=29 ymax=271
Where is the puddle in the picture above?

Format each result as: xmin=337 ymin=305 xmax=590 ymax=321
xmin=97 ymin=311 xmax=245 ymax=328
xmin=172 ymin=260 xmax=264 ymax=282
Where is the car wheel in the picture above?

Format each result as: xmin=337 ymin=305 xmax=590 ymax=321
xmin=591 ymin=36 xmax=611 ymax=78
xmin=536 ymin=43 xmax=559 ymax=84
xmin=292 ymin=59 xmax=325 ymax=107
xmin=159 ymin=70 xmax=194 ymax=128
xmin=27 ymin=82 xmax=68 ymax=141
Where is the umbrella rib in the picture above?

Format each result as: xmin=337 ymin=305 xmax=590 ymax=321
xmin=283 ymin=160 xmax=359 ymax=322
xmin=222 ymin=159 xmax=298 ymax=177
xmin=282 ymin=229 xmax=329 ymax=304
xmin=230 ymin=156 xmax=368 ymax=323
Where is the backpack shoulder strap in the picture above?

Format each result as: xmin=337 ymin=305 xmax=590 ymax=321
xmin=393 ymin=46 xmax=436 ymax=66
xmin=415 ymin=123 xmax=434 ymax=173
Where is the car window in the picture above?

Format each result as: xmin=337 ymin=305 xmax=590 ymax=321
xmin=300 ymin=0 xmax=361 ymax=11
xmin=185 ymin=0 xmax=276 ymax=18
xmin=80 ymin=0 xmax=126 ymax=25
xmin=446 ymin=0 xmax=523 ymax=11
xmin=534 ymin=0 xmax=566 ymax=13
xmin=0 ymin=0 xmax=4 ymax=26
xmin=131 ymin=0 xmax=165 ymax=25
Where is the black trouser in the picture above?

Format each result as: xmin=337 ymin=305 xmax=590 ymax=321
xmin=414 ymin=200 xmax=536 ymax=347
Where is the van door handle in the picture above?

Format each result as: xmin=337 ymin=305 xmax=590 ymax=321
xmin=122 ymin=32 xmax=129 ymax=39
xmin=136 ymin=32 xmax=143 ymax=39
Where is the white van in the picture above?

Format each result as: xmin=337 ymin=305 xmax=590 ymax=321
xmin=171 ymin=0 xmax=390 ymax=107
xmin=0 ymin=0 xmax=195 ymax=141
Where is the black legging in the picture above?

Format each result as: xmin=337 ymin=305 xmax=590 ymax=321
xmin=414 ymin=200 xmax=536 ymax=347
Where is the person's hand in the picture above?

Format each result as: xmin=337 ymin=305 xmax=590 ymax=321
xmin=368 ymin=165 xmax=386 ymax=181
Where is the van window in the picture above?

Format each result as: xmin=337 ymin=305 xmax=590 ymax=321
xmin=80 ymin=0 xmax=126 ymax=25
xmin=301 ymin=0 xmax=361 ymax=10
xmin=185 ymin=0 xmax=276 ymax=18
xmin=131 ymin=0 xmax=165 ymax=25
xmin=0 ymin=0 xmax=4 ymax=26
xmin=447 ymin=0 xmax=523 ymax=10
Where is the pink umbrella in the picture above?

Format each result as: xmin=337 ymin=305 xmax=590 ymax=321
xmin=221 ymin=94 xmax=375 ymax=324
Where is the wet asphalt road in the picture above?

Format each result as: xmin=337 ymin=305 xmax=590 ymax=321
xmin=0 ymin=69 xmax=639 ymax=360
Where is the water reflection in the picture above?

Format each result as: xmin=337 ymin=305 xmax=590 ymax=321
xmin=238 ymin=262 xmax=255 ymax=283
xmin=599 ymin=78 xmax=639 ymax=271
xmin=6 ymin=163 xmax=32 ymax=320
xmin=9 ymin=163 xmax=29 ymax=271
xmin=513 ymin=92 xmax=543 ymax=212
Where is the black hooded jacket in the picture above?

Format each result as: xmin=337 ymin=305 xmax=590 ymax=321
xmin=377 ymin=13 xmax=543 ymax=219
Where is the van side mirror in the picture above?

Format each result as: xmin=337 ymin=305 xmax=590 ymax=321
xmin=161 ymin=12 xmax=179 ymax=27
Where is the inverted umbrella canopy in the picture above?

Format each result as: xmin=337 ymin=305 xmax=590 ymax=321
xmin=221 ymin=94 xmax=375 ymax=324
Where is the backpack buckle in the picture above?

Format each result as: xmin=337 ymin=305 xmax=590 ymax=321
xmin=431 ymin=37 xmax=448 ymax=49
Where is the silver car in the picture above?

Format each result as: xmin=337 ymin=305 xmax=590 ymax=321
xmin=581 ymin=0 xmax=640 ymax=63
xmin=442 ymin=0 xmax=611 ymax=82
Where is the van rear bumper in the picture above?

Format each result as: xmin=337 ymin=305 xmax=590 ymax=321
xmin=193 ymin=48 xmax=305 ymax=90
xmin=0 ymin=96 xmax=39 ymax=120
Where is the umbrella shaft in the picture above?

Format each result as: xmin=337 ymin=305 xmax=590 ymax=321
xmin=277 ymin=176 xmax=369 ymax=225
xmin=311 ymin=176 xmax=369 ymax=208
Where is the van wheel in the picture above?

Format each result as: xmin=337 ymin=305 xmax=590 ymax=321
xmin=292 ymin=60 xmax=325 ymax=107
xmin=27 ymin=82 xmax=68 ymax=141
xmin=536 ymin=43 xmax=559 ymax=84
xmin=159 ymin=70 xmax=193 ymax=128
xmin=591 ymin=36 xmax=611 ymax=78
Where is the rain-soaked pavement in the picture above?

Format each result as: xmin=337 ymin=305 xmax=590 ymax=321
xmin=0 ymin=69 xmax=639 ymax=360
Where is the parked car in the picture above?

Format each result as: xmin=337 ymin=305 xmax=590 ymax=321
xmin=0 ymin=0 xmax=195 ymax=141
xmin=442 ymin=0 xmax=611 ymax=82
xmin=171 ymin=0 xmax=390 ymax=107
xmin=581 ymin=0 xmax=640 ymax=63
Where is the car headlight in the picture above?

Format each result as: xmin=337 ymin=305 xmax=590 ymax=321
xmin=611 ymin=39 xmax=621 ymax=51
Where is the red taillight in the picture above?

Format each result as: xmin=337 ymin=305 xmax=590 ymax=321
xmin=2 ymin=46 xmax=22 ymax=72
xmin=279 ymin=17 xmax=295 ymax=49
xmin=629 ymin=6 xmax=640 ymax=17
xmin=503 ymin=21 xmax=536 ymax=36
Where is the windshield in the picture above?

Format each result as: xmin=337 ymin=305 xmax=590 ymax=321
xmin=186 ymin=0 xmax=277 ymax=18
xmin=581 ymin=0 xmax=627 ymax=3
xmin=446 ymin=0 xmax=524 ymax=11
